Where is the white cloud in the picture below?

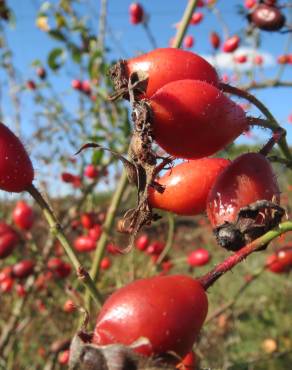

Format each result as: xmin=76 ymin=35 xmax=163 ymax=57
xmin=201 ymin=47 xmax=275 ymax=71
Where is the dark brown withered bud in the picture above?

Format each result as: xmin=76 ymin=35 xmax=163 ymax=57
xmin=248 ymin=4 xmax=286 ymax=31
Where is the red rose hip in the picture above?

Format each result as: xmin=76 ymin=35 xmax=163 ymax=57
xmin=0 ymin=123 xmax=34 ymax=192
xmin=93 ymin=275 xmax=208 ymax=357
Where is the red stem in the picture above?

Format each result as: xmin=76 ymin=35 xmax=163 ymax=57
xmin=199 ymin=238 xmax=265 ymax=290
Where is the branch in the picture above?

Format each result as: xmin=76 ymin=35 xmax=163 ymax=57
xmin=199 ymin=221 xmax=292 ymax=290
xmin=219 ymin=82 xmax=292 ymax=161
xmin=26 ymin=184 xmax=102 ymax=307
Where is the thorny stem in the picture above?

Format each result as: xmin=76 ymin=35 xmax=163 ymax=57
xmin=199 ymin=221 xmax=292 ymax=290
xmin=219 ymin=82 xmax=292 ymax=161
xmin=26 ymin=184 xmax=102 ymax=307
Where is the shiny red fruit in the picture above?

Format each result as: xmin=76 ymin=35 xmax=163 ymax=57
xmin=13 ymin=201 xmax=34 ymax=230
xmin=0 ymin=266 xmax=12 ymax=282
xmin=0 ymin=229 xmax=19 ymax=259
xmin=234 ymin=54 xmax=247 ymax=64
xmin=146 ymin=241 xmax=165 ymax=255
xmin=222 ymin=35 xmax=240 ymax=53
xmin=80 ymin=212 xmax=96 ymax=229
xmin=47 ymin=258 xmax=71 ymax=279
xmin=71 ymin=79 xmax=82 ymax=90
xmin=61 ymin=172 xmax=75 ymax=183
xmin=187 ymin=249 xmax=211 ymax=267
xmin=0 ymin=123 xmax=34 ymax=192
xmin=93 ymin=275 xmax=208 ymax=357
xmin=88 ymin=224 xmax=102 ymax=241
xmin=190 ymin=12 xmax=203 ymax=25
xmin=100 ymin=256 xmax=111 ymax=270
xmin=74 ymin=235 xmax=96 ymax=252
xmin=58 ymin=350 xmax=70 ymax=365
xmin=0 ymin=276 xmax=14 ymax=293
xmin=245 ymin=0 xmax=257 ymax=9
xmin=26 ymin=80 xmax=36 ymax=90
xmin=149 ymin=158 xmax=230 ymax=215
xmin=84 ymin=164 xmax=99 ymax=179
xmin=36 ymin=67 xmax=46 ymax=79
xmin=81 ymin=80 xmax=91 ymax=95
xmin=183 ymin=35 xmax=194 ymax=49
xmin=111 ymin=48 xmax=219 ymax=99
xmin=253 ymin=55 xmax=263 ymax=65
xmin=12 ymin=259 xmax=35 ymax=279
xmin=63 ymin=299 xmax=76 ymax=313
xmin=149 ymin=80 xmax=248 ymax=159
xmin=129 ymin=3 xmax=144 ymax=24
xmin=136 ymin=234 xmax=149 ymax=251
xmin=207 ymin=153 xmax=280 ymax=227
xmin=177 ymin=351 xmax=197 ymax=369
xmin=209 ymin=31 xmax=220 ymax=49
xmin=266 ymin=246 xmax=292 ymax=273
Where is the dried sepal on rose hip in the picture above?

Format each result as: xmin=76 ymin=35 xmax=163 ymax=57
xmin=206 ymin=150 xmax=283 ymax=251
xmin=133 ymin=79 xmax=248 ymax=159
xmin=109 ymin=48 xmax=219 ymax=100
xmin=0 ymin=123 xmax=34 ymax=192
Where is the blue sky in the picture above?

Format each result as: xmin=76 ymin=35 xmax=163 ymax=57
xmin=1 ymin=0 xmax=292 ymax=195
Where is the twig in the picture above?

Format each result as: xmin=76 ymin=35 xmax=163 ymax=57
xmin=219 ymin=82 xmax=292 ymax=161
xmin=199 ymin=221 xmax=292 ymax=290
xmin=26 ymin=184 xmax=102 ymax=307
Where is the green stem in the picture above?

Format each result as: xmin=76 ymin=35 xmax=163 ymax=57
xmin=156 ymin=213 xmax=175 ymax=265
xmin=173 ymin=0 xmax=198 ymax=48
xmin=85 ymin=170 xmax=128 ymax=308
xmin=219 ymin=82 xmax=292 ymax=161
xmin=26 ymin=184 xmax=102 ymax=307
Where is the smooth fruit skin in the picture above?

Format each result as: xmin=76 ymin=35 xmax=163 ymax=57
xmin=207 ymin=153 xmax=280 ymax=227
xmin=150 ymin=80 xmax=248 ymax=159
xmin=0 ymin=123 xmax=34 ymax=192
xmin=149 ymin=158 xmax=230 ymax=215
xmin=188 ymin=248 xmax=211 ymax=267
xmin=129 ymin=2 xmax=144 ymax=24
xmin=222 ymin=35 xmax=240 ymax=53
xmin=74 ymin=235 xmax=96 ymax=252
xmin=12 ymin=259 xmax=35 ymax=279
xmin=0 ymin=224 xmax=19 ymax=259
xmin=13 ymin=201 xmax=34 ymax=230
xmin=266 ymin=246 xmax=292 ymax=273
xmin=84 ymin=164 xmax=99 ymax=179
xmin=123 ymin=48 xmax=219 ymax=98
xmin=93 ymin=275 xmax=208 ymax=358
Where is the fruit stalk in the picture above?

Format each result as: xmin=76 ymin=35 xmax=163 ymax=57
xmin=219 ymin=82 xmax=292 ymax=161
xmin=172 ymin=0 xmax=199 ymax=48
xmin=26 ymin=184 xmax=102 ymax=306
xmin=199 ymin=221 xmax=292 ymax=290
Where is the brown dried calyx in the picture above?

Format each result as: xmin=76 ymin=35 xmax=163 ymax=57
xmin=76 ymin=73 xmax=172 ymax=253
xmin=69 ymin=331 xmax=177 ymax=370
xmin=109 ymin=60 xmax=149 ymax=101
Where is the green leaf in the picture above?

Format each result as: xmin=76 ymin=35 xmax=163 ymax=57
xmin=47 ymin=48 xmax=65 ymax=70
xmin=48 ymin=29 xmax=66 ymax=42
xmin=92 ymin=150 xmax=104 ymax=165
